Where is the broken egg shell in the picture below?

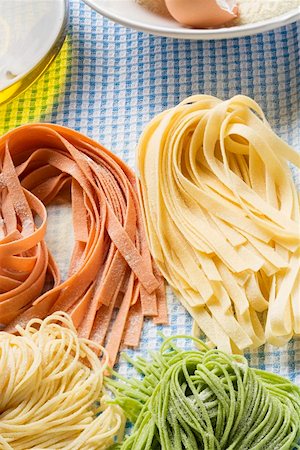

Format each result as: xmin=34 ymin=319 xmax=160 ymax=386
xmin=165 ymin=0 xmax=238 ymax=28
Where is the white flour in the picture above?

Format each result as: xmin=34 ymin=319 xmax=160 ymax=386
xmin=137 ymin=0 xmax=171 ymax=17
xmin=236 ymin=0 xmax=300 ymax=24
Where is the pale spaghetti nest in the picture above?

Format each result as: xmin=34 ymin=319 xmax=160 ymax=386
xmin=0 ymin=312 xmax=125 ymax=449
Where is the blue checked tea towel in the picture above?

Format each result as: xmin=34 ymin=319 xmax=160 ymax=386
xmin=0 ymin=0 xmax=299 ymax=384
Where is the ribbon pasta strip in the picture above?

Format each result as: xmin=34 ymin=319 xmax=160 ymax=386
xmin=137 ymin=95 xmax=300 ymax=353
xmin=0 ymin=124 xmax=167 ymax=366
xmin=0 ymin=312 xmax=125 ymax=450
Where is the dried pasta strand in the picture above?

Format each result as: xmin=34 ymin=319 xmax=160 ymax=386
xmin=0 ymin=312 xmax=125 ymax=450
xmin=137 ymin=94 xmax=300 ymax=352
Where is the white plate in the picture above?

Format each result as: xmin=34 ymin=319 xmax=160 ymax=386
xmin=83 ymin=0 xmax=300 ymax=40
xmin=0 ymin=0 xmax=68 ymax=99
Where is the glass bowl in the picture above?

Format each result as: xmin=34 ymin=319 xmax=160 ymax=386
xmin=0 ymin=0 xmax=69 ymax=106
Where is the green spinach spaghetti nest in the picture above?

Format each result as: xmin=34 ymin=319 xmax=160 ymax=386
xmin=107 ymin=336 xmax=300 ymax=450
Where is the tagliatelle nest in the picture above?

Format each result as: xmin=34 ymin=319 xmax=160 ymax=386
xmin=137 ymin=94 xmax=300 ymax=353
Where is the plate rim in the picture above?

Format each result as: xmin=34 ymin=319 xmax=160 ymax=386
xmin=83 ymin=0 xmax=300 ymax=39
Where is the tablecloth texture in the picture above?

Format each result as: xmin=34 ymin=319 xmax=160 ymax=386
xmin=0 ymin=0 xmax=299 ymax=383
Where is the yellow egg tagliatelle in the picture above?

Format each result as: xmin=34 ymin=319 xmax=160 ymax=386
xmin=137 ymin=94 xmax=300 ymax=353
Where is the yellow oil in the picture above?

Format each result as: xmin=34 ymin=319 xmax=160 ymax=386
xmin=0 ymin=0 xmax=68 ymax=109
xmin=0 ymin=39 xmax=70 ymax=136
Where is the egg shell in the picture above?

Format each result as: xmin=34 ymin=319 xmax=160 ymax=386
xmin=165 ymin=0 xmax=238 ymax=28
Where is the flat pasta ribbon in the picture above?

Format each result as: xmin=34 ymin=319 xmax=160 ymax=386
xmin=0 ymin=124 xmax=167 ymax=366
xmin=137 ymin=94 xmax=300 ymax=353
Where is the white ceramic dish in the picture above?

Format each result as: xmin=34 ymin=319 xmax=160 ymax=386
xmin=83 ymin=0 xmax=300 ymax=40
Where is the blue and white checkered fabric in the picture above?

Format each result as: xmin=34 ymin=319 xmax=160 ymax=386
xmin=4 ymin=0 xmax=300 ymax=383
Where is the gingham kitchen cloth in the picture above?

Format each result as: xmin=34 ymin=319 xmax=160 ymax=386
xmin=0 ymin=0 xmax=299 ymax=383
